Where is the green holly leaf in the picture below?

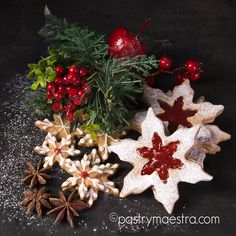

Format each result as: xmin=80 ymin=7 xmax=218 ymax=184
xmin=31 ymin=81 xmax=39 ymax=90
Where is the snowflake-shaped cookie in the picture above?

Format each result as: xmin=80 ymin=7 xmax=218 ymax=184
xmin=34 ymin=133 xmax=81 ymax=168
xmin=110 ymin=108 xmax=212 ymax=214
xmin=131 ymin=80 xmax=230 ymax=155
xmin=61 ymin=151 xmax=119 ymax=206
xmin=35 ymin=114 xmax=70 ymax=139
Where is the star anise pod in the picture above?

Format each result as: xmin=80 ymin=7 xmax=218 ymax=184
xmin=22 ymin=159 xmax=51 ymax=188
xmin=20 ymin=187 xmax=51 ymax=217
xmin=47 ymin=191 xmax=88 ymax=227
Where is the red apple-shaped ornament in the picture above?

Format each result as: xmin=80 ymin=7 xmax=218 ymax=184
xmin=108 ymin=18 xmax=151 ymax=58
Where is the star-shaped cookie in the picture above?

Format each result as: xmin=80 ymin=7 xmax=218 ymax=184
xmin=110 ymin=108 xmax=212 ymax=214
xmin=35 ymin=114 xmax=70 ymax=139
xmin=130 ymin=80 xmax=230 ymax=155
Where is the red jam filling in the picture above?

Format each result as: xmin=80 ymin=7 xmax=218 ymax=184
xmin=138 ymin=132 xmax=183 ymax=182
xmin=54 ymin=147 xmax=62 ymax=154
xmin=157 ymin=96 xmax=197 ymax=133
xmin=80 ymin=171 xmax=89 ymax=178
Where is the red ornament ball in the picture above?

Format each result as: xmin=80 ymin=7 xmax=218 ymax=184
xmin=159 ymin=56 xmax=172 ymax=70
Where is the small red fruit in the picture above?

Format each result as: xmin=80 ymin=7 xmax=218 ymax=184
xmin=54 ymin=66 xmax=64 ymax=75
xmin=52 ymin=102 xmax=61 ymax=112
xmin=145 ymin=75 xmax=155 ymax=87
xmin=79 ymin=67 xmax=88 ymax=78
xmin=46 ymin=91 xmax=53 ymax=100
xmin=159 ymin=56 xmax=172 ymax=70
xmin=66 ymin=110 xmax=76 ymax=123
xmin=58 ymin=85 xmax=66 ymax=94
xmin=68 ymin=65 xmax=79 ymax=74
xmin=54 ymin=77 xmax=63 ymax=85
xmin=63 ymin=103 xmax=76 ymax=112
xmin=185 ymin=60 xmax=199 ymax=73
xmin=47 ymin=82 xmax=57 ymax=94
xmin=190 ymin=70 xmax=201 ymax=81
xmin=53 ymin=91 xmax=64 ymax=100
xmin=175 ymin=73 xmax=189 ymax=84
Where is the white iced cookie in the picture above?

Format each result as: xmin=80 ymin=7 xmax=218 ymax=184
xmin=110 ymin=108 xmax=212 ymax=214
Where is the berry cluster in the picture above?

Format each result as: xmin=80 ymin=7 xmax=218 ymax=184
xmin=146 ymin=57 xmax=202 ymax=86
xmin=46 ymin=65 xmax=90 ymax=122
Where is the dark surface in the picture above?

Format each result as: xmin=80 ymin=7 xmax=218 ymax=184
xmin=0 ymin=0 xmax=235 ymax=235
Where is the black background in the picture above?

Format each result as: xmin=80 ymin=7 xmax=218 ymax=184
xmin=0 ymin=0 xmax=235 ymax=235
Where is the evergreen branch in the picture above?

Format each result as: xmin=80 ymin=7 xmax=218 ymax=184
xmin=51 ymin=26 xmax=108 ymax=66
xmin=84 ymin=55 xmax=158 ymax=134
xmin=38 ymin=5 xmax=71 ymax=39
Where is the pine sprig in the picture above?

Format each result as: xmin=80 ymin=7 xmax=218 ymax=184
xmin=85 ymin=56 xmax=158 ymax=133
xmin=52 ymin=26 xmax=108 ymax=66
xmin=38 ymin=5 xmax=71 ymax=39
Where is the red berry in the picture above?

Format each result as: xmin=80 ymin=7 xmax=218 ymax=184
xmin=52 ymin=102 xmax=61 ymax=112
xmin=63 ymin=103 xmax=76 ymax=112
xmin=159 ymin=56 xmax=172 ymax=70
xmin=68 ymin=65 xmax=79 ymax=74
xmin=74 ymin=98 xmax=82 ymax=105
xmin=58 ymin=85 xmax=66 ymax=94
xmin=79 ymin=67 xmax=88 ymax=78
xmin=145 ymin=75 xmax=155 ymax=87
xmin=47 ymin=83 xmax=57 ymax=94
xmin=54 ymin=77 xmax=63 ymax=85
xmin=46 ymin=91 xmax=53 ymax=100
xmin=65 ymin=86 xmax=74 ymax=94
xmin=185 ymin=60 xmax=199 ymax=73
xmin=77 ymin=90 xmax=83 ymax=97
xmin=191 ymin=70 xmax=201 ymax=81
xmin=54 ymin=66 xmax=64 ymax=75
xmin=82 ymin=85 xmax=88 ymax=92
xmin=66 ymin=110 xmax=76 ymax=123
xmin=64 ymin=73 xmax=77 ymax=85
xmin=53 ymin=91 xmax=64 ymax=100
xmin=175 ymin=73 xmax=188 ymax=84
xmin=68 ymin=72 xmax=79 ymax=84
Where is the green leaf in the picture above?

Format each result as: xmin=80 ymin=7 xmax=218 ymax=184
xmin=28 ymin=71 xmax=35 ymax=79
xmin=37 ymin=76 xmax=46 ymax=88
xmin=35 ymin=69 xmax=43 ymax=76
xmin=91 ymin=123 xmax=100 ymax=131
xmin=38 ymin=59 xmax=46 ymax=67
xmin=45 ymin=67 xmax=54 ymax=74
xmin=31 ymin=81 xmax=39 ymax=90
xmin=90 ymin=132 xmax=97 ymax=140
xmin=47 ymin=73 xmax=56 ymax=82
xmin=28 ymin=63 xmax=37 ymax=69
